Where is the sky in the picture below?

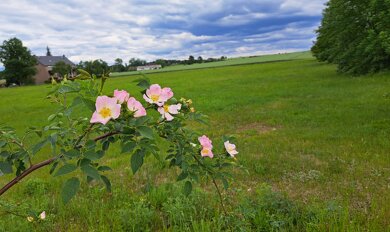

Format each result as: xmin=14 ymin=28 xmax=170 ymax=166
xmin=0 ymin=0 xmax=328 ymax=64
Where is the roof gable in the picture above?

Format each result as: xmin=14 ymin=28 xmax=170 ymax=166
xmin=37 ymin=56 xmax=75 ymax=66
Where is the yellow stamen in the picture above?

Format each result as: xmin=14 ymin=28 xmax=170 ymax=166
xmin=163 ymin=104 xmax=169 ymax=112
xmin=151 ymin=95 xmax=159 ymax=102
xmin=99 ymin=107 xmax=112 ymax=118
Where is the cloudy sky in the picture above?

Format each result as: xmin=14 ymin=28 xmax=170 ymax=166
xmin=0 ymin=0 xmax=327 ymax=64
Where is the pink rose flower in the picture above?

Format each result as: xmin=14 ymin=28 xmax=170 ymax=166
xmin=113 ymin=89 xmax=130 ymax=104
xmin=198 ymin=135 xmax=213 ymax=158
xmin=90 ymin=96 xmax=121 ymax=125
xmin=143 ymin=84 xmax=173 ymax=106
xmin=157 ymin=103 xmax=181 ymax=121
xmin=224 ymin=141 xmax=238 ymax=157
xmin=127 ymin=97 xmax=147 ymax=117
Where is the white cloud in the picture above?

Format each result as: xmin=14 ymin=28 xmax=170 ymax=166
xmin=0 ymin=0 xmax=327 ymax=65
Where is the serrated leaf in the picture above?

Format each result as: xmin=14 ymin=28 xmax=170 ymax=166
xmin=100 ymin=175 xmax=112 ymax=192
xmin=61 ymin=177 xmax=80 ymax=204
xmin=131 ymin=150 xmax=144 ymax=174
xmin=54 ymin=164 xmax=77 ymax=177
xmin=81 ymin=165 xmax=101 ymax=180
xmin=183 ymin=181 xmax=192 ymax=196
xmin=0 ymin=161 xmax=13 ymax=174
xmin=138 ymin=126 xmax=154 ymax=139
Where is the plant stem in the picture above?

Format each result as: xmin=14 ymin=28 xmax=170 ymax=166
xmin=212 ymin=177 xmax=228 ymax=215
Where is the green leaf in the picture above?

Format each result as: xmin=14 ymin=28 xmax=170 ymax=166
xmin=138 ymin=126 xmax=154 ymax=139
xmin=81 ymin=165 xmax=101 ymax=180
xmin=183 ymin=181 xmax=192 ymax=196
xmin=177 ymin=171 xmax=188 ymax=181
xmin=47 ymin=114 xmax=56 ymax=121
xmin=134 ymin=116 xmax=149 ymax=126
xmin=58 ymin=85 xmax=79 ymax=94
xmin=221 ymin=178 xmax=229 ymax=190
xmin=49 ymin=161 xmax=59 ymax=175
xmin=54 ymin=164 xmax=77 ymax=177
xmin=102 ymin=141 xmax=110 ymax=151
xmin=131 ymin=150 xmax=145 ymax=174
xmin=64 ymin=149 xmax=80 ymax=158
xmin=0 ymin=151 xmax=9 ymax=158
xmin=135 ymin=78 xmax=150 ymax=90
xmin=121 ymin=141 xmax=136 ymax=154
xmin=98 ymin=166 xmax=112 ymax=172
xmin=61 ymin=177 xmax=80 ymax=204
xmin=81 ymin=98 xmax=95 ymax=111
xmin=0 ymin=161 xmax=13 ymax=174
xmin=100 ymin=175 xmax=112 ymax=192
xmin=84 ymin=150 xmax=104 ymax=161
xmin=32 ymin=139 xmax=48 ymax=155
xmin=0 ymin=140 xmax=6 ymax=148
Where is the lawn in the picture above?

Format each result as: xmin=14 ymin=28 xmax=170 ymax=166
xmin=1 ymin=55 xmax=390 ymax=231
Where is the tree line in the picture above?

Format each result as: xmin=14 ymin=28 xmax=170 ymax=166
xmin=312 ymin=0 xmax=390 ymax=75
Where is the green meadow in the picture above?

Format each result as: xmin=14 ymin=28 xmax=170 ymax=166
xmin=1 ymin=54 xmax=390 ymax=231
xmin=110 ymin=51 xmax=311 ymax=77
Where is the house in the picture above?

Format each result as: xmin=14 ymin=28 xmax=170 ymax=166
xmin=33 ymin=55 xmax=75 ymax=84
xmin=136 ymin=64 xmax=162 ymax=71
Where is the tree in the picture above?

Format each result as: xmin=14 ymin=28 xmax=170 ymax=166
xmin=52 ymin=61 xmax=72 ymax=77
xmin=111 ymin=58 xmax=126 ymax=72
xmin=77 ymin=59 xmax=110 ymax=77
xmin=46 ymin=46 xmax=52 ymax=56
xmin=188 ymin=55 xmax=195 ymax=64
xmin=197 ymin=56 xmax=203 ymax=63
xmin=0 ymin=38 xmax=37 ymax=85
xmin=312 ymin=0 xmax=390 ymax=75
xmin=128 ymin=58 xmax=147 ymax=67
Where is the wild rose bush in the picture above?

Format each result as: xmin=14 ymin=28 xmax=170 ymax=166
xmin=0 ymin=70 xmax=239 ymax=218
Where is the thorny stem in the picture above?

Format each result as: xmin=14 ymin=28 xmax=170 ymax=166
xmin=0 ymin=130 xmax=120 ymax=197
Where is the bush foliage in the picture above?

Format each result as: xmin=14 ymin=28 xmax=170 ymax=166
xmin=312 ymin=0 xmax=390 ymax=75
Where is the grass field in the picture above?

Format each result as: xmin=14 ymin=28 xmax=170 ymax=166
xmin=1 ymin=54 xmax=390 ymax=231
xmin=110 ymin=51 xmax=312 ymax=77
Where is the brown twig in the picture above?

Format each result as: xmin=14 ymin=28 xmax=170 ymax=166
xmin=0 ymin=130 xmax=120 ymax=197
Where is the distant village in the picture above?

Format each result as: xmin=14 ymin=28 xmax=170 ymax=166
xmin=0 ymin=43 xmax=228 ymax=86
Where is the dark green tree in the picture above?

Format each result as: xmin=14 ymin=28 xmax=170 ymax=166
xmin=128 ymin=58 xmax=147 ymax=67
xmin=188 ymin=55 xmax=195 ymax=64
xmin=0 ymin=38 xmax=37 ymax=85
xmin=77 ymin=59 xmax=110 ymax=77
xmin=52 ymin=61 xmax=72 ymax=77
xmin=111 ymin=58 xmax=126 ymax=72
xmin=312 ymin=0 xmax=390 ymax=75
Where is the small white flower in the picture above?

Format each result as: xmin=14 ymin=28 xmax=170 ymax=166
xmin=39 ymin=211 xmax=46 ymax=220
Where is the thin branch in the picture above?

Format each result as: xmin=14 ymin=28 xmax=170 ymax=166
xmin=0 ymin=130 xmax=120 ymax=197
